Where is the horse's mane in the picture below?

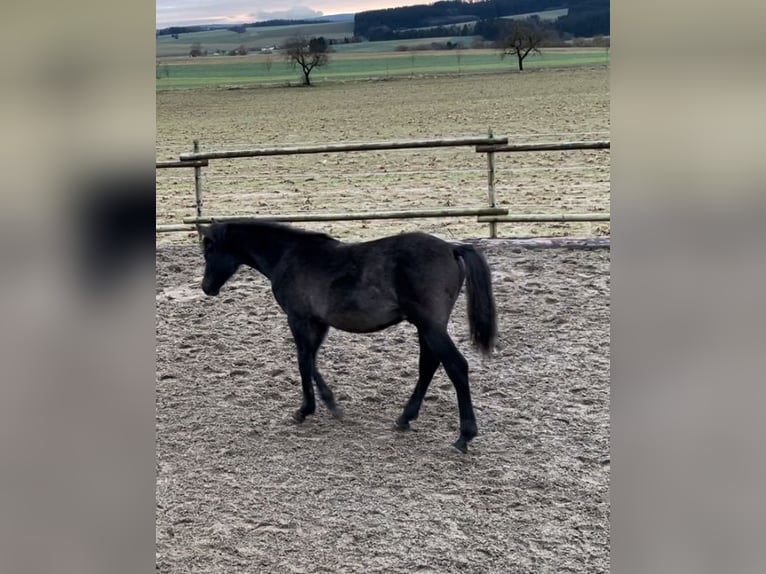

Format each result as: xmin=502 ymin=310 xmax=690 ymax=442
xmin=213 ymin=219 xmax=337 ymax=244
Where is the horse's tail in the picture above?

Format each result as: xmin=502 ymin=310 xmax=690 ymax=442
xmin=453 ymin=243 xmax=497 ymax=355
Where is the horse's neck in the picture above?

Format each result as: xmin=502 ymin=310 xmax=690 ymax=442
xmin=241 ymin=227 xmax=308 ymax=279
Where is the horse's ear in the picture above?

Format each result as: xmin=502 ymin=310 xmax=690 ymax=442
xmin=200 ymin=223 xmax=228 ymax=244
xmin=199 ymin=225 xmax=213 ymax=240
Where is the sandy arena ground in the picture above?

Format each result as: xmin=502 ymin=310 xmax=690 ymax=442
xmin=156 ymin=239 xmax=610 ymax=573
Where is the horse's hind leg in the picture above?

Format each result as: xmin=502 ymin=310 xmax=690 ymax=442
xmin=396 ymin=331 xmax=439 ymax=431
xmin=314 ymin=369 xmax=342 ymax=419
xmin=417 ymin=321 xmax=477 ymax=453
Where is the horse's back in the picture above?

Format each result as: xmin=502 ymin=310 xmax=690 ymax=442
xmin=358 ymin=231 xmax=454 ymax=259
xmin=373 ymin=232 xmax=465 ymax=322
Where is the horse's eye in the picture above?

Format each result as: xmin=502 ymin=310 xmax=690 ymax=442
xmin=201 ymin=238 xmax=211 ymax=258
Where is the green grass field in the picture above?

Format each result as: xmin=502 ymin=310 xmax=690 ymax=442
xmin=156 ymin=49 xmax=609 ymax=90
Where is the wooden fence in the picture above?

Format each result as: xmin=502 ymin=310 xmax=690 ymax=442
xmin=155 ymin=134 xmax=610 ymax=238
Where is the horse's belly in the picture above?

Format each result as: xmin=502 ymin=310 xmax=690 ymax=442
xmin=327 ymin=307 xmax=403 ymax=333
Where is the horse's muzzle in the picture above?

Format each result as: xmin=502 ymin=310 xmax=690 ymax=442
xmin=201 ymin=282 xmax=219 ymax=296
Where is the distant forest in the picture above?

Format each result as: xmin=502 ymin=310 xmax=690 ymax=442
xmin=354 ymin=0 xmax=609 ymax=41
xmin=156 ymin=19 xmax=332 ymax=37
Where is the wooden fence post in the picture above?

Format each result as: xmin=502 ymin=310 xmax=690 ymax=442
xmin=193 ymin=139 xmax=203 ymax=239
xmin=486 ymin=128 xmax=497 ymax=238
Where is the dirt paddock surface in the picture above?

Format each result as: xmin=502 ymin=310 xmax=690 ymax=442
xmin=156 ymin=240 xmax=610 ymax=573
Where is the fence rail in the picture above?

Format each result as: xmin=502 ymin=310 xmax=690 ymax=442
xmin=184 ymin=207 xmax=508 ymax=226
xmin=179 ymin=136 xmax=508 ymax=161
xmin=157 ymin=134 xmax=610 ymax=238
xmin=156 ymin=159 xmax=208 ymax=169
xmin=477 ymin=213 xmax=609 ymax=223
xmin=475 ymin=140 xmax=610 ymax=153
xmin=157 ymin=223 xmax=197 ymax=233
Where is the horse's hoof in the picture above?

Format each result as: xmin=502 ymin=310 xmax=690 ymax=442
xmin=451 ymin=438 xmax=469 ymax=454
xmin=329 ymin=404 xmax=344 ymax=420
xmin=394 ymin=417 xmax=411 ymax=431
xmin=292 ymin=410 xmax=306 ymax=423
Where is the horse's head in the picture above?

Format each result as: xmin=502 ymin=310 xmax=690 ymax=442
xmin=200 ymin=223 xmax=240 ymax=296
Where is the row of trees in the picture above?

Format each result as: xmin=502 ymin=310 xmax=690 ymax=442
xmin=157 ymin=19 xmax=333 ymax=37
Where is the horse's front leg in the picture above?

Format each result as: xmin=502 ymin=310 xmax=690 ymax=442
xmin=292 ymin=350 xmax=316 ymax=423
xmin=288 ymin=316 xmax=331 ymax=422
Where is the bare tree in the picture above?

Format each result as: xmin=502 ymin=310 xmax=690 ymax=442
xmin=189 ymin=42 xmax=205 ymax=57
xmin=500 ymin=20 xmax=546 ymax=71
xmin=284 ymin=35 xmax=329 ymax=86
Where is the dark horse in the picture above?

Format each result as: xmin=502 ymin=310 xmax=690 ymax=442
xmin=199 ymin=220 xmax=496 ymax=453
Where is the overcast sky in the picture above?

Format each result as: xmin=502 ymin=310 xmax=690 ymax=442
xmin=156 ymin=1 xmax=423 ymax=28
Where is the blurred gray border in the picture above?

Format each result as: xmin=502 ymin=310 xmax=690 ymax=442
xmin=612 ymin=1 xmax=766 ymax=572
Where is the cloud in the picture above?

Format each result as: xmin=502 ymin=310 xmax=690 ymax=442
xmin=156 ymin=1 xmax=422 ymax=29
xmin=255 ymin=6 xmax=325 ymax=20
xmin=156 ymin=2 xmax=329 ymax=28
